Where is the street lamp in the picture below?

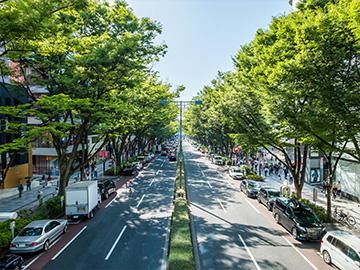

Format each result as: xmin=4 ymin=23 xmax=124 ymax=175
xmin=160 ymin=100 xmax=202 ymax=189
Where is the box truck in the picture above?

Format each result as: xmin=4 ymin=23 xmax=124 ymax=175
xmin=65 ymin=181 xmax=100 ymax=220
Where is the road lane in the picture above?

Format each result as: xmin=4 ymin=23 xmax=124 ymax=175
xmin=40 ymin=155 xmax=176 ymax=270
xmin=184 ymin=141 xmax=329 ymax=270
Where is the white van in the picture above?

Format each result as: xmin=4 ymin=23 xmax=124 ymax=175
xmin=320 ymin=230 xmax=360 ymax=270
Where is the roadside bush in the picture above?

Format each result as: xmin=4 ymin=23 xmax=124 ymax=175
xmin=17 ymin=209 xmax=32 ymax=219
xmin=298 ymin=198 xmax=329 ymax=223
xmin=42 ymin=196 xmax=64 ymax=217
xmin=240 ymin=165 xmax=254 ymax=176
xmin=105 ymin=165 xmax=122 ymax=175
xmin=246 ymin=174 xmax=264 ymax=181
xmin=222 ymin=157 xmax=229 ymax=166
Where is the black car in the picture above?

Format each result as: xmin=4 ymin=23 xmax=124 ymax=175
xmin=0 ymin=254 xmax=23 ymax=270
xmin=257 ymin=187 xmax=283 ymax=211
xmin=273 ymin=198 xmax=326 ymax=241
xmin=240 ymin=180 xmax=261 ymax=198
xmin=121 ymin=164 xmax=136 ymax=176
xmin=97 ymin=179 xmax=116 ymax=199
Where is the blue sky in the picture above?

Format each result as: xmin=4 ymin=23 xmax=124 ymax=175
xmin=123 ymin=0 xmax=293 ymax=100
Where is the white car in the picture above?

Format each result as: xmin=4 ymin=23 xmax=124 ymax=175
xmin=212 ymin=155 xmax=224 ymax=165
xmin=132 ymin=161 xmax=143 ymax=171
xmin=320 ymin=230 xmax=360 ymax=270
xmin=229 ymin=167 xmax=244 ymax=179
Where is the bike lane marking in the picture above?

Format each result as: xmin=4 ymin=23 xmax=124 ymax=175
xmin=52 ymin=226 xmax=87 ymax=260
xmin=281 ymin=236 xmax=318 ymax=270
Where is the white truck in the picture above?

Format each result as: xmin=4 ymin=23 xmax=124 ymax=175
xmin=65 ymin=181 xmax=100 ymax=220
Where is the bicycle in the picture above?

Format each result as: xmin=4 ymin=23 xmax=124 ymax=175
xmin=332 ymin=206 xmax=357 ymax=228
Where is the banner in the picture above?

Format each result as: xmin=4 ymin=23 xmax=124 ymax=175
xmin=99 ymin=150 xmax=103 ymax=158
xmin=105 ymin=151 xmax=109 ymax=159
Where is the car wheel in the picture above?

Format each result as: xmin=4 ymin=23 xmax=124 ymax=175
xmin=257 ymin=196 xmax=261 ymax=203
xmin=14 ymin=265 xmax=21 ymax=270
xmin=63 ymin=224 xmax=68 ymax=234
xmin=246 ymin=190 xmax=250 ymax=197
xmin=105 ymin=192 xmax=109 ymax=199
xmin=88 ymin=210 xmax=93 ymax=219
xmin=292 ymin=228 xmax=298 ymax=240
xmin=274 ymin=213 xmax=280 ymax=223
xmin=43 ymin=240 xmax=50 ymax=251
xmin=323 ymin=250 xmax=332 ymax=265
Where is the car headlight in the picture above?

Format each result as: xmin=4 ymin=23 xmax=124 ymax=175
xmin=297 ymin=226 xmax=307 ymax=233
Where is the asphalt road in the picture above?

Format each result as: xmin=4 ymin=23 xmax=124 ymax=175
xmin=184 ymin=140 xmax=333 ymax=270
xmin=24 ymin=155 xmax=176 ymax=270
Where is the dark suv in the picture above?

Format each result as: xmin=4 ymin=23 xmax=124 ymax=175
xmin=273 ymin=198 xmax=326 ymax=241
xmin=97 ymin=180 xmax=116 ymax=199
xmin=257 ymin=187 xmax=283 ymax=211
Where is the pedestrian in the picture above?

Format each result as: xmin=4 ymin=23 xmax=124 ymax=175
xmin=321 ymin=178 xmax=328 ymax=194
xmin=46 ymin=174 xmax=52 ymax=187
xmin=26 ymin=177 xmax=31 ymax=191
xmin=337 ymin=181 xmax=342 ymax=199
xmin=332 ymin=182 xmax=337 ymax=200
xmin=37 ymin=190 xmax=43 ymax=206
xmin=94 ymin=167 xmax=98 ymax=178
xmin=86 ymin=171 xmax=91 ymax=180
xmin=18 ymin=181 xmax=24 ymax=198
xmin=52 ymin=188 xmax=59 ymax=197
xmin=42 ymin=174 xmax=46 ymax=188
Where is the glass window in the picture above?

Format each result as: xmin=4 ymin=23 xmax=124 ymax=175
xmin=347 ymin=247 xmax=360 ymax=262
xmin=326 ymin=235 xmax=334 ymax=245
xmin=334 ymin=239 xmax=347 ymax=254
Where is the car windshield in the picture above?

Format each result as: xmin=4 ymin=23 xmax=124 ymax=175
xmin=19 ymin=227 xmax=43 ymax=236
xmin=248 ymin=182 xmax=260 ymax=188
xmin=293 ymin=208 xmax=320 ymax=223
xmin=233 ymin=169 xmax=242 ymax=173
xmin=268 ymin=191 xmax=282 ymax=198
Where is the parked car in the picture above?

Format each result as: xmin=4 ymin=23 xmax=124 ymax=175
xmin=273 ymin=198 xmax=326 ymax=241
xmin=161 ymin=150 xmax=167 ymax=156
xmin=257 ymin=187 xmax=283 ymax=211
xmin=169 ymin=153 xmax=176 ymax=161
xmin=0 ymin=254 xmax=23 ymax=270
xmin=10 ymin=219 xmax=68 ymax=253
xmin=213 ymin=155 xmax=224 ymax=165
xmin=97 ymin=179 xmax=116 ymax=200
xmin=121 ymin=164 xmax=136 ymax=176
xmin=229 ymin=167 xmax=244 ymax=179
xmin=201 ymin=149 xmax=206 ymax=154
xmin=320 ymin=230 xmax=360 ymax=270
xmin=132 ymin=161 xmax=143 ymax=171
xmin=240 ymin=180 xmax=261 ymax=198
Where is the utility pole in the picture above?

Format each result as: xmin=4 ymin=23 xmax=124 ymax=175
xmin=160 ymin=100 xmax=202 ymax=189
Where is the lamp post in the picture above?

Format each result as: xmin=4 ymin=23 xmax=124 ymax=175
xmin=160 ymin=100 xmax=202 ymax=189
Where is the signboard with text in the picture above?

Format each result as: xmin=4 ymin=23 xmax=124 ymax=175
xmin=99 ymin=150 xmax=103 ymax=158
xmin=105 ymin=151 xmax=109 ymax=159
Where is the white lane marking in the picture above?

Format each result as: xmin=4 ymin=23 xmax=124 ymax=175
xmin=22 ymin=253 xmax=43 ymax=270
xmin=105 ymin=196 xmax=117 ymax=208
xmin=105 ymin=225 xmax=127 ymax=260
xmin=149 ymin=179 xmax=155 ymax=186
xmin=216 ymin=198 xmax=227 ymax=213
xmin=156 ymin=170 xmax=160 ymax=175
xmin=281 ymin=236 xmax=318 ymax=270
xmin=161 ymin=163 xmax=164 ymax=167
xmin=245 ymin=199 xmax=260 ymax=214
xmin=238 ymin=234 xmax=262 ymax=270
xmin=201 ymin=171 xmax=205 ymax=177
xmin=207 ymin=181 xmax=213 ymax=189
xmin=227 ymin=180 xmax=236 ymax=190
xmin=52 ymin=226 xmax=87 ymax=260
xmin=137 ymin=194 xmax=145 ymax=208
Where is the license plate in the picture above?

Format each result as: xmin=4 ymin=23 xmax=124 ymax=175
xmin=73 ymin=215 xmax=78 ymax=219
xmin=18 ymin=244 xmax=26 ymax=247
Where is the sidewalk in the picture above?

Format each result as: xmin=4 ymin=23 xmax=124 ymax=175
xmin=0 ymin=176 xmax=60 ymax=213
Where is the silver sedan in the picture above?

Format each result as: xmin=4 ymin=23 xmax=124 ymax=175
xmin=10 ymin=219 xmax=68 ymax=253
